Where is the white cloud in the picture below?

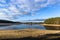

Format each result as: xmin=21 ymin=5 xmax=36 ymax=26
xmin=0 ymin=0 xmax=6 ymax=3
xmin=0 ymin=0 xmax=60 ymax=21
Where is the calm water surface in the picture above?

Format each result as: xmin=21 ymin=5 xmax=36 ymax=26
xmin=0 ymin=24 xmax=59 ymax=30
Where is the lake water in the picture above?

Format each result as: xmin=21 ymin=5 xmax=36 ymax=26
xmin=0 ymin=24 xmax=59 ymax=30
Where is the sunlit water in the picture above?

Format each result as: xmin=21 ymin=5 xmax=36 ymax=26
xmin=0 ymin=24 xmax=46 ymax=30
xmin=0 ymin=24 xmax=60 ymax=30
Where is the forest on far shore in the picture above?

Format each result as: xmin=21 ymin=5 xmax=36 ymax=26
xmin=44 ymin=17 xmax=60 ymax=24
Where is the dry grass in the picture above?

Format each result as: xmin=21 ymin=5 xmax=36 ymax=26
xmin=0 ymin=29 xmax=60 ymax=39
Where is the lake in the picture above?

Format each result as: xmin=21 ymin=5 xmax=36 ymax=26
xmin=0 ymin=24 xmax=60 ymax=30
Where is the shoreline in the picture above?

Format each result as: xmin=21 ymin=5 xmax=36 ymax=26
xmin=0 ymin=29 xmax=60 ymax=39
xmin=40 ymin=24 xmax=60 ymax=26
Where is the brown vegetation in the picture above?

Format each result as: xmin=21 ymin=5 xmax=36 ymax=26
xmin=0 ymin=29 xmax=60 ymax=40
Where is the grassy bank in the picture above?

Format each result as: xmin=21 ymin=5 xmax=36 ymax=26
xmin=0 ymin=29 xmax=60 ymax=40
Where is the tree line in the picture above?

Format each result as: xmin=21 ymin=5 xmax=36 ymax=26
xmin=44 ymin=17 xmax=60 ymax=24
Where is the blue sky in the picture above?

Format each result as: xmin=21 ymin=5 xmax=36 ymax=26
xmin=0 ymin=0 xmax=60 ymax=21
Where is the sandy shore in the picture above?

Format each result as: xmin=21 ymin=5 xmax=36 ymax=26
xmin=0 ymin=29 xmax=60 ymax=39
xmin=40 ymin=24 xmax=60 ymax=26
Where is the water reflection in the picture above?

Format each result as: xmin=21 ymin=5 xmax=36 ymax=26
xmin=45 ymin=26 xmax=60 ymax=30
xmin=0 ymin=24 xmax=60 ymax=30
xmin=0 ymin=24 xmax=45 ymax=30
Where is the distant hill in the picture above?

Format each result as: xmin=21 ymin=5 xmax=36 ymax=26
xmin=27 ymin=19 xmax=45 ymax=21
xmin=32 ymin=19 xmax=45 ymax=21
xmin=0 ymin=20 xmax=21 ymax=26
xmin=0 ymin=20 xmax=19 ymax=23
